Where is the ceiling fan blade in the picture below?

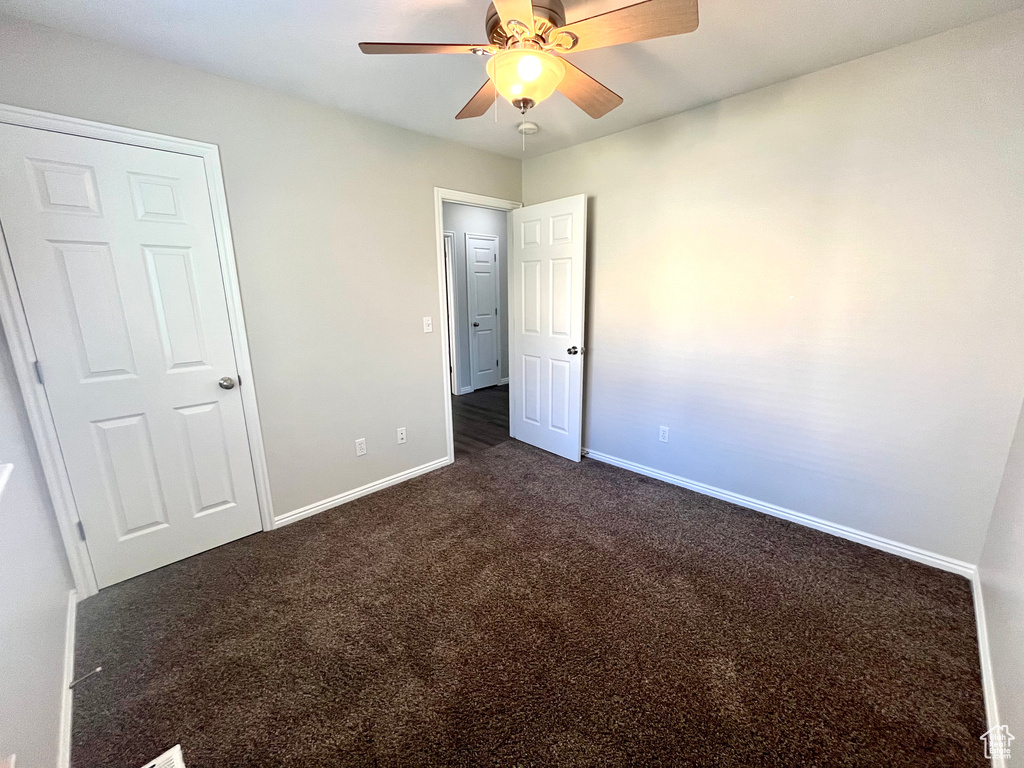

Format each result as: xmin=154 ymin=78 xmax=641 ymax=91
xmin=493 ymin=0 xmax=536 ymax=37
xmin=552 ymin=0 xmax=698 ymax=53
xmin=456 ymin=80 xmax=497 ymax=119
xmin=557 ymin=61 xmax=623 ymax=118
xmin=359 ymin=42 xmax=490 ymax=55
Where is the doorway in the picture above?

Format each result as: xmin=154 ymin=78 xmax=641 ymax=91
xmin=435 ymin=189 xmax=520 ymax=461
xmin=435 ymin=189 xmax=589 ymax=465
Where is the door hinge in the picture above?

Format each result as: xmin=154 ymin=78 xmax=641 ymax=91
xmin=34 ymin=360 xmax=44 ymax=385
xmin=76 ymin=520 xmax=86 ymax=540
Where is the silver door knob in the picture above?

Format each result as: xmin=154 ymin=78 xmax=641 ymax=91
xmin=567 ymin=346 xmax=579 ymax=355
xmin=218 ymin=376 xmax=236 ymax=390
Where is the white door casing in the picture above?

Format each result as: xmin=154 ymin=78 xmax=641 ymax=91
xmin=0 ymin=123 xmax=263 ymax=588
xmin=466 ymin=233 xmax=501 ymax=390
xmin=510 ymin=195 xmax=587 ymax=461
xmin=443 ymin=231 xmax=458 ymax=394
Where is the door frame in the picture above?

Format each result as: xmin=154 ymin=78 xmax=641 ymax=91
xmin=0 ymin=104 xmax=276 ymax=599
xmin=442 ymin=230 xmax=459 ymax=394
xmin=434 ymin=188 xmax=521 ymax=461
xmin=464 ymin=232 xmax=502 ymax=392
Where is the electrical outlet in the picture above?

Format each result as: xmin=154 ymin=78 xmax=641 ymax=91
xmin=397 ymin=427 xmax=407 ymax=444
xmin=355 ymin=438 xmax=367 ymax=456
xmin=659 ymin=426 xmax=670 ymax=443
xmin=422 ymin=316 xmax=433 ymax=333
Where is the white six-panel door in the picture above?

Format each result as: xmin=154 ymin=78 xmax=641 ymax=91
xmin=0 ymin=123 xmax=262 ymax=588
xmin=510 ymin=195 xmax=587 ymax=461
xmin=466 ymin=233 xmax=501 ymax=390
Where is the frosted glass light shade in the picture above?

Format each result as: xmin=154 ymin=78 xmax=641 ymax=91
xmin=486 ymin=49 xmax=566 ymax=108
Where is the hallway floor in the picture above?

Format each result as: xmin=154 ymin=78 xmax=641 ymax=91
xmin=451 ymin=384 xmax=509 ymax=459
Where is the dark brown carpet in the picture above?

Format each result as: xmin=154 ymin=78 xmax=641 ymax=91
xmin=72 ymin=440 xmax=987 ymax=767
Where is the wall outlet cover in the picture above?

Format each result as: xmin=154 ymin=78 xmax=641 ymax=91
xmin=422 ymin=316 xmax=433 ymax=333
xmin=659 ymin=426 xmax=670 ymax=443
xmin=397 ymin=427 xmax=407 ymax=444
xmin=355 ymin=438 xmax=367 ymax=456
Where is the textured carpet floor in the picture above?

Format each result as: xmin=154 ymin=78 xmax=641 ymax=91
xmin=72 ymin=440 xmax=987 ymax=767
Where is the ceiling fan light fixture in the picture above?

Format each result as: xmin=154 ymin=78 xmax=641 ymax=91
xmin=486 ymin=49 xmax=565 ymax=110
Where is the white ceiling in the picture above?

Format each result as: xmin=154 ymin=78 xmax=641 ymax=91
xmin=2 ymin=0 xmax=1021 ymax=158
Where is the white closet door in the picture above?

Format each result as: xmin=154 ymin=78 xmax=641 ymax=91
xmin=0 ymin=123 xmax=262 ymax=588
xmin=510 ymin=194 xmax=587 ymax=461
xmin=466 ymin=233 xmax=501 ymax=390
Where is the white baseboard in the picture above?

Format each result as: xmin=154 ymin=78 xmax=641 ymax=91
xmin=457 ymin=386 xmax=474 ymax=395
xmin=500 ymin=377 xmax=509 ymax=385
xmin=274 ymin=456 xmax=453 ymax=528
xmin=581 ymin=449 xmax=976 ymax=578
xmin=971 ymin=573 xmax=1005 ymax=768
xmin=58 ymin=589 xmax=77 ymax=768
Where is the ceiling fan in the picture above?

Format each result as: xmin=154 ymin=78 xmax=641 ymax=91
xmin=359 ymin=0 xmax=699 ymax=120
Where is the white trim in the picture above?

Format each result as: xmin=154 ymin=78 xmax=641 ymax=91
xmin=442 ymin=231 xmax=458 ymax=394
xmin=274 ymin=456 xmax=452 ymax=527
xmin=434 ymin=188 xmax=520 ymax=466
xmin=971 ymin=573 xmax=1005 ymax=767
xmin=500 ymin=377 xmax=510 ymax=385
xmin=58 ymin=589 xmax=77 ymax=768
xmin=0 ymin=225 xmax=98 ymax=597
xmin=581 ymin=448 xmax=977 ymax=578
xmin=457 ymin=386 xmax=475 ymax=395
xmin=0 ymin=463 xmax=12 ymax=499
xmin=0 ymin=104 xmax=276 ymax=597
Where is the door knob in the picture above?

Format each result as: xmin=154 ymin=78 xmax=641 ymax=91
xmin=218 ymin=376 xmax=236 ymax=390
xmin=473 ymin=322 xmax=480 ymax=327
xmin=567 ymin=346 xmax=579 ymax=355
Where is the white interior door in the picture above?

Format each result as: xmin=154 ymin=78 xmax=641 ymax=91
xmin=510 ymin=194 xmax=587 ymax=461
xmin=466 ymin=233 xmax=501 ymax=390
xmin=0 ymin=123 xmax=262 ymax=588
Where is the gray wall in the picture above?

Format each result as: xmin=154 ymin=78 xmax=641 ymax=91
xmin=979 ymin=403 xmax=1024 ymax=741
xmin=0 ymin=18 xmax=519 ymax=759
xmin=523 ymin=10 xmax=1024 ymax=564
xmin=0 ymin=330 xmax=74 ymax=767
xmin=0 ymin=15 xmax=522 ymax=521
xmin=442 ymin=202 xmax=509 ymax=393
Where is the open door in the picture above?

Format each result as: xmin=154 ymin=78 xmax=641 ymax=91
xmin=510 ymin=194 xmax=587 ymax=461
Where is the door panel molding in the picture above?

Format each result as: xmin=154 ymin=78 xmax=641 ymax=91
xmin=0 ymin=103 xmax=275 ymax=598
xmin=434 ymin=188 xmax=521 ymax=460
